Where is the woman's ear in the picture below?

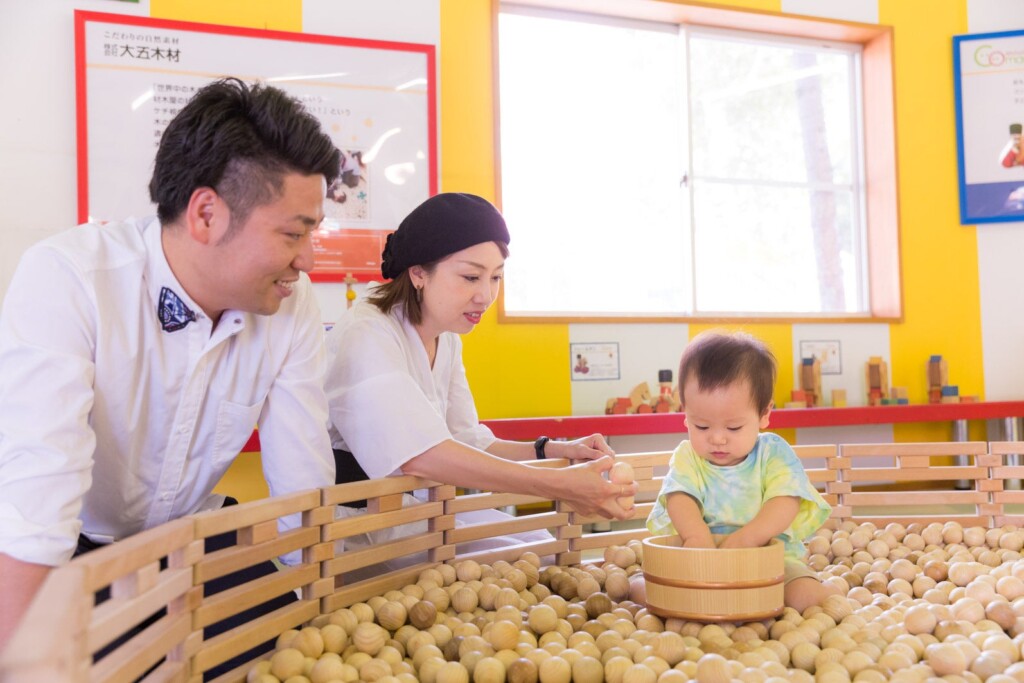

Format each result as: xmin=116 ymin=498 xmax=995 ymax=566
xmin=408 ymin=265 xmax=427 ymax=289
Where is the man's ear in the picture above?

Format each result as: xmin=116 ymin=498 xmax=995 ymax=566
xmin=183 ymin=187 xmax=224 ymax=245
xmin=759 ymin=401 xmax=774 ymax=429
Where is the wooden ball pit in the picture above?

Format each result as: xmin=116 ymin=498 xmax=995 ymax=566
xmin=642 ymin=535 xmax=785 ymax=623
xmin=4 ymin=440 xmax=1024 ymax=682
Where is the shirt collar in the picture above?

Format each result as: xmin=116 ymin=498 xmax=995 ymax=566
xmin=143 ymin=218 xmax=213 ymax=335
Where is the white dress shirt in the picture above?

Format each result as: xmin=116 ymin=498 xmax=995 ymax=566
xmin=325 ymin=297 xmax=496 ymax=479
xmin=0 ymin=217 xmax=335 ymax=566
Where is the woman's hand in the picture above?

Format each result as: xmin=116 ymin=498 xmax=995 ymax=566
xmin=552 ymin=456 xmax=637 ymax=520
xmin=550 ymin=433 xmax=615 ymax=461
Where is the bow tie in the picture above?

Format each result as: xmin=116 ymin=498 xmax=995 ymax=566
xmin=158 ymin=286 xmax=197 ymax=332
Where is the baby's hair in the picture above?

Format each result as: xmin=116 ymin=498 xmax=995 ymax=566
xmin=678 ymin=331 xmax=776 ymax=415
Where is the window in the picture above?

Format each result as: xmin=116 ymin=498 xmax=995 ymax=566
xmin=496 ymin=3 xmax=899 ymax=321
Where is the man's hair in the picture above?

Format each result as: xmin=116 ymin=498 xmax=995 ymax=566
xmin=366 ymin=241 xmax=510 ymax=325
xmin=149 ymin=78 xmax=340 ymax=234
xmin=678 ymin=331 xmax=776 ymax=415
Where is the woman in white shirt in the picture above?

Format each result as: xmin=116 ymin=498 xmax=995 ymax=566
xmin=325 ymin=193 xmax=635 ymax=558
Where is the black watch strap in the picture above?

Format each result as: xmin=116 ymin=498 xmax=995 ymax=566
xmin=534 ymin=436 xmax=550 ymax=460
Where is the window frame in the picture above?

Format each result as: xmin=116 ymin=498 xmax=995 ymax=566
xmin=492 ymin=0 xmax=902 ymax=324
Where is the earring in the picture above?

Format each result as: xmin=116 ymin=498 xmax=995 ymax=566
xmin=415 ymin=286 xmax=422 ymax=303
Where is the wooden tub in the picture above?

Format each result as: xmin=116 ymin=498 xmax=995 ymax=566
xmin=641 ymin=534 xmax=785 ymax=622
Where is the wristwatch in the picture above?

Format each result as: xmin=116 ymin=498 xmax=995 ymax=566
xmin=534 ymin=436 xmax=550 ymax=460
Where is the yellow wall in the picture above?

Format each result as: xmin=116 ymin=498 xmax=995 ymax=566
xmin=446 ymin=0 xmax=987 ymax=442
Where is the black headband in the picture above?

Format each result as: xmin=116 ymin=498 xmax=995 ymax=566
xmin=381 ymin=193 xmax=510 ymax=280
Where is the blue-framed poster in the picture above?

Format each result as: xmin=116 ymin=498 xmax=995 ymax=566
xmin=954 ymin=29 xmax=1024 ymax=224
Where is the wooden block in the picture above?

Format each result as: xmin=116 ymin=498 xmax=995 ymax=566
xmin=90 ymin=566 xmax=193 ymax=653
xmin=302 ymin=577 xmax=335 ymax=601
xmin=784 ymin=401 xmax=807 ymax=409
xmin=191 ymin=601 xmax=318 ymax=675
xmin=323 ymin=502 xmax=443 ymax=541
xmin=90 ymin=611 xmax=191 ymax=683
xmin=831 ymin=389 xmax=847 ymax=407
xmin=977 ymin=454 xmax=1003 ymax=467
xmin=302 ymin=505 xmax=335 ymax=528
xmin=192 ymin=564 xmax=318 ymax=629
xmin=194 ymin=527 xmax=318 ymax=584
xmin=305 ymin=542 xmax=335 ymax=565
xmin=978 ymin=479 xmax=1003 ymax=492
xmin=429 ymin=545 xmax=456 ymax=563
xmin=841 ymin=442 xmax=988 ymax=457
xmin=111 ymin=560 xmax=161 ymax=600
xmin=367 ymin=493 xmax=405 ymax=514
xmin=989 ymin=442 xmax=1024 ymax=455
xmin=897 ymin=455 xmax=931 ymax=468
xmin=826 ymin=482 xmax=852 ymax=494
xmin=193 ymin=491 xmax=318 ymax=539
xmin=429 ymin=513 xmax=455 ymax=533
xmin=828 ymin=505 xmax=853 ymax=518
xmin=237 ymin=519 xmax=279 ymax=546
xmin=979 ymin=503 xmax=1003 ymax=516
xmin=556 ymin=551 xmax=583 ymax=567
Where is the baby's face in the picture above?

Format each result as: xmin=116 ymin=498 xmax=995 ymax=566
xmin=682 ymin=377 xmax=770 ymax=467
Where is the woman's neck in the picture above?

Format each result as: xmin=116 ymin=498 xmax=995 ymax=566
xmin=415 ymin=324 xmax=439 ymax=368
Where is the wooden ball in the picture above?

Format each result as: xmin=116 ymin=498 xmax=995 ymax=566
xmin=437 ymin=661 xmax=470 ymax=683
xmin=610 ymin=462 xmax=634 ymax=484
xmin=487 ymin=621 xmax=521 ymax=652
xmin=411 ymin=600 xmax=439 ymax=629
xmin=377 ymin=601 xmax=408 ymax=631
xmin=309 ymin=656 xmax=345 ymax=683
xmin=507 ymin=657 xmax=539 ymax=683
xmin=457 ymin=561 xmax=483 ymax=583
xmin=924 ymin=642 xmax=967 ymax=676
xmin=622 ymin=662 xmax=657 ymax=683
xmin=270 ymin=648 xmax=305 ymax=680
xmin=473 ymin=657 xmax=506 ymax=683
xmin=291 ymin=628 xmax=325 ymax=658
xmin=354 ymin=622 xmax=389 ymax=655
xmin=538 ymin=656 xmax=572 ymax=683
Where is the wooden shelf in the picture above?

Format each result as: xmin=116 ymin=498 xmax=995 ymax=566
xmin=480 ymin=401 xmax=1024 ymax=441
xmin=240 ymin=401 xmax=1024 ymax=451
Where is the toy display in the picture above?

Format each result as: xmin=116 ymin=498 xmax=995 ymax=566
xmin=865 ymin=357 xmax=889 ymax=406
xmin=928 ymin=355 xmax=950 ymax=404
xmin=799 ymin=357 xmax=822 ymax=407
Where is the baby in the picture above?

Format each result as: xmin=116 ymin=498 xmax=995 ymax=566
xmin=632 ymin=331 xmax=837 ymax=613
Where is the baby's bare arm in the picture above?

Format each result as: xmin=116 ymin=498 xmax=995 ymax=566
xmin=666 ymin=492 xmax=716 ymax=548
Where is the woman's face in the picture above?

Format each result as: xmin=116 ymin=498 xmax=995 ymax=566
xmin=411 ymin=241 xmax=506 ymax=336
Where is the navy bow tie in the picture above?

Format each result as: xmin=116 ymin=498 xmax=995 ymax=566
xmin=158 ymin=286 xmax=197 ymax=332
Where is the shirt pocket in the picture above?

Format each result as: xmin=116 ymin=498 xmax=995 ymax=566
xmin=212 ymin=399 xmax=263 ymax=468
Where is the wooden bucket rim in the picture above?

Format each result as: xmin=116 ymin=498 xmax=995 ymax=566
xmin=643 ymin=534 xmax=784 ymax=553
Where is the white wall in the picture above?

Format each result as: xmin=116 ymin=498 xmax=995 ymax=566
xmin=0 ymin=0 xmax=439 ymax=320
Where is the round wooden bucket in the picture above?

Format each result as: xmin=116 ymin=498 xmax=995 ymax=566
xmin=641 ymin=534 xmax=785 ymax=622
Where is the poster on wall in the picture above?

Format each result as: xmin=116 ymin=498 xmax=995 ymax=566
xmin=954 ymin=29 xmax=1024 ymax=224
xmin=75 ymin=11 xmax=436 ymax=281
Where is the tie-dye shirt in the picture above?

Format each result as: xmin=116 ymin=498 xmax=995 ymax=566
xmin=647 ymin=433 xmax=830 ymax=560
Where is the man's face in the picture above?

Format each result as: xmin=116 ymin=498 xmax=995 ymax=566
xmin=208 ymin=172 xmax=326 ymax=316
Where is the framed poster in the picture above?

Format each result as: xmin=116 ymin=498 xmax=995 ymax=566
xmin=570 ymin=342 xmax=620 ymax=381
xmin=954 ymin=29 xmax=1024 ymax=224
xmin=75 ymin=10 xmax=436 ymax=281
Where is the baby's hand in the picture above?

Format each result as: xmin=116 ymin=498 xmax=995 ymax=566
xmin=718 ymin=529 xmax=760 ymax=549
xmin=680 ymin=531 xmax=716 ymax=549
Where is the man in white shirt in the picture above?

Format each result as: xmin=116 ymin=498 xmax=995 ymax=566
xmin=0 ymin=78 xmax=339 ymax=650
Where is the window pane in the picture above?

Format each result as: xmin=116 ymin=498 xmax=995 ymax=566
xmin=692 ymin=180 xmax=860 ymax=313
xmin=498 ymin=10 xmax=689 ymax=315
xmin=689 ymin=33 xmax=856 ymax=186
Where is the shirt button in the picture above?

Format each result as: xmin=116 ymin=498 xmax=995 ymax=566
xmin=161 ymin=493 xmax=171 ymax=501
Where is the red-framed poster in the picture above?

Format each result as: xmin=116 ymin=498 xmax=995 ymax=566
xmin=75 ymin=10 xmax=436 ymax=282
